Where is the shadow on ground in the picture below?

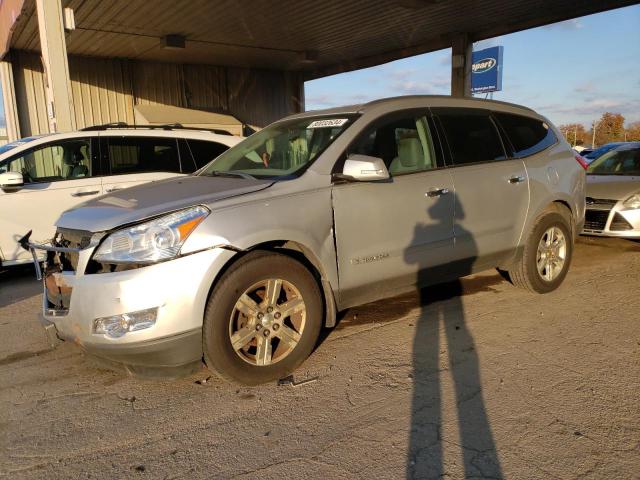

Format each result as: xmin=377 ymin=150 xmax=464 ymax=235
xmin=0 ymin=264 xmax=41 ymax=308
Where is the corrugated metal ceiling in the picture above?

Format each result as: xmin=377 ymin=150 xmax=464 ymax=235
xmin=8 ymin=0 xmax=637 ymax=79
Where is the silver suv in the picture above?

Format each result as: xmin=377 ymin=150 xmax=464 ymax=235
xmin=24 ymin=96 xmax=586 ymax=384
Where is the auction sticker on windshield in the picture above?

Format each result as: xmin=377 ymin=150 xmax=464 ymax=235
xmin=308 ymin=119 xmax=349 ymax=128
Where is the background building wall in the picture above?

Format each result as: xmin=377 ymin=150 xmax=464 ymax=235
xmin=10 ymin=50 xmax=303 ymax=136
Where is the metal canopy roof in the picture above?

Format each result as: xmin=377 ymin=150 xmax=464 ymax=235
xmin=5 ymin=0 xmax=637 ymax=79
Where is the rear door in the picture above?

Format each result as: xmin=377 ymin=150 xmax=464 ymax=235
xmin=0 ymin=136 xmax=101 ymax=264
xmin=432 ymin=108 xmax=529 ymax=270
xmin=331 ymin=111 xmax=456 ymax=308
xmin=100 ymin=135 xmax=183 ymax=194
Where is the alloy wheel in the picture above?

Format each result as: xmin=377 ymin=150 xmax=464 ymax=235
xmin=228 ymin=278 xmax=306 ymax=366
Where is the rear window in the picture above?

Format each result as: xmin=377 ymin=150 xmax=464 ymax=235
xmin=435 ymin=110 xmax=506 ymax=165
xmin=495 ymin=113 xmax=557 ymax=158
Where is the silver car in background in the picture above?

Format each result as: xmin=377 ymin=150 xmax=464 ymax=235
xmin=23 ymin=96 xmax=586 ymax=385
xmin=583 ymin=142 xmax=640 ymax=238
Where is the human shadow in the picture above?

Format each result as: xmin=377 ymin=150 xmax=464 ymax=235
xmin=405 ymin=195 xmax=502 ymax=479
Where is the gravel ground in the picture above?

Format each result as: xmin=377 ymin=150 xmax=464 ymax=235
xmin=1 ymin=236 xmax=639 ymax=479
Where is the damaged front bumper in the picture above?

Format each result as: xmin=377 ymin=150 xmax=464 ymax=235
xmin=18 ymin=230 xmax=236 ymax=376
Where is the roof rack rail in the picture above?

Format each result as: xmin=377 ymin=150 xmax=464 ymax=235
xmin=80 ymin=122 xmax=234 ymax=135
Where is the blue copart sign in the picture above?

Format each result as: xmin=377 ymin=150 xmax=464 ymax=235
xmin=471 ymin=46 xmax=503 ymax=94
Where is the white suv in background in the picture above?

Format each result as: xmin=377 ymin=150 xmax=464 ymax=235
xmin=0 ymin=124 xmax=241 ymax=266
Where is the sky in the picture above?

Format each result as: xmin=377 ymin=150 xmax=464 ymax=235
xmin=305 ymin=5 xmax=640 ymax=129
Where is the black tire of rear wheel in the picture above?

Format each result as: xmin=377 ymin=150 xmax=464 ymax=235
xmin=202 ymin=251 xmax=323 ymax=385
xmin=507 ymin=208 xmax=573 ymax=294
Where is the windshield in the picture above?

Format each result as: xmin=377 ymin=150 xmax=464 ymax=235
xmin=586 ymin=146 xmax=640 ymax=176
xmin=198 ymin=115 xmax=357 ymax=179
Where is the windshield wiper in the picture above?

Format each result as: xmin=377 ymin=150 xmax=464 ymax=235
xmin=207 ymin=170 xmax=255 ymax=180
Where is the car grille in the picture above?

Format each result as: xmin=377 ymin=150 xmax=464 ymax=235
xmin=583 ymin=198 xmax=618 ymax=232
xmin=585 ymin=197 xmax=618 ymax=208
xmin=610 ymin=212 xmax=633 ymax=231
xmin=43 ymin=228 xmax=94 ymax=314
xmin=584 ymin=209 xmax=611 ymax=232
xmin=52 ymin=228 xmax=93 ymax=273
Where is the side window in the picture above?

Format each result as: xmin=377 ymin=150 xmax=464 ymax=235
xmin=106 ymin=137 xmax=180 ymax=175
xmin=436 ymin=110 xmax=506 ymax=166
xmin=4 ymin=138 xmax=92 ymax=183
xmin=350 ymin=114 xmax=438 ymax=175
xmin=494 ymin=112 xmax=557 ymax=158
xmin=184 ymin=139 xmax=229 ymax=172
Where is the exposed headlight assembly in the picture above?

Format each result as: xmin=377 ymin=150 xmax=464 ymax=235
xmin=622 ymin=193 xmax=640 ymax=209
xmin=93 ymin=206 xmax=209 ymax=264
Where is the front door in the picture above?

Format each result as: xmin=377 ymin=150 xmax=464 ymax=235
xmin=0 ymin=137 xmax=102 ymax=264
xmin=331 ymin=112 xmax=456 ymax=309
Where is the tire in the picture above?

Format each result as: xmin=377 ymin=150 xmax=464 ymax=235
xmin=506 ymin=206 xmax=573 ymax=294
xmin=203 ymin=251 xmax=323 ymax=385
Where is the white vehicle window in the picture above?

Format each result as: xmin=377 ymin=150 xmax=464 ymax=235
xmin=2 ymin=139 xmax=92 ymax=183
xmin=107 ymin=137 xmax=180 ymax=174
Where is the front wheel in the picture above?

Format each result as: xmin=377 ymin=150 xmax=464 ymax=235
xmin=505 ymin=207 xmax=573 ymax=294
xmin=203 ymin=251 xmax=322 ymax=385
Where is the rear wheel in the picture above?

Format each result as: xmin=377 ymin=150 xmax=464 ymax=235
xmin=203 ymin=251 xmax=322 ymax=385
xmin=505 ymin=206 xmax=573 ymax=293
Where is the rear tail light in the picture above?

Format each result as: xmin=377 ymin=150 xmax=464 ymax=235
xmin=575 ymin=154 xmax=588 ymax=170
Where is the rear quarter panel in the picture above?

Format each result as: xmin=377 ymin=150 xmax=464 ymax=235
xmin=518 ymin=130 xmax=585 ymax=250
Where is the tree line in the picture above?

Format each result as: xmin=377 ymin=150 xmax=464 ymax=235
xmin=559 ymin=112 xmax=640 ymax=148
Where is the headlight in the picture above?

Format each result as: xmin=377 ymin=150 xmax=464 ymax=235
xmin=93 ymin=206 xmax=209 ymax=264
xmin=622 ymin=193 xmax=640 ymax=209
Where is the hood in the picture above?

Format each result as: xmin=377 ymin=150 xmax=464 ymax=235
xmin=586 ymin=175 xmax=640 ymax=201
xmin=56 ymin=175 xmax=273 ymax=232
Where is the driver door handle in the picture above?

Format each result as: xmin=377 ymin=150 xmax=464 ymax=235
xmin=508 ymin=175 xmax=525 ymax=184
xmin=71 ymin=190 xmax=100 ymax=197
xmin=425 ymin=188 xmax=450 ymax=198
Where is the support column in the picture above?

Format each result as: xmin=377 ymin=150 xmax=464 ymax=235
xmin=0 ymin=58 xmax=21 ymax=141
xmin=35 ymin=0 xmax=75 ymax=132
xmin=451 ymin=33 xmax=472 ymax=97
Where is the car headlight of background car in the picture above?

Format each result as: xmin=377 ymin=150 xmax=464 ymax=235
xmin=93 ymin=205 xmax=209 ymax=264
xmin=622 ymin=193 xmax=640 ymax=209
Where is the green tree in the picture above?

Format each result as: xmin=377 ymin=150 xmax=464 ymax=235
xmin=558 ymin=123 xmax=588 ymax=146
xmin=592 ymin=112 xmax=625 ymax=146
xmin=625 ymin=121 xmax=640 ymax=141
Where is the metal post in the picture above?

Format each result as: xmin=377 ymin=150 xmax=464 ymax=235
xmin=451 ymin=33 xmax=472 ymax=97
xmin=35 ymin=0 xmax=75 ymax=133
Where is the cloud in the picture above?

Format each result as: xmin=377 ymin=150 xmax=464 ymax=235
xmin=538 ymin=97 xmax=640 ymax=120
xmin=305 ymin=92 xmax=379 ymax=110
xmin=304 ymin=94 xmax=336 ymax=108
xmin=437 ymin=53 xmax=451 ymax=66
xmin=542 ymin=18 xmax=583 ymax=30
xmin=575 ymin=82 xmax=595 ymax=93
xmin=388 ymin=69 xmax=449 ymax=95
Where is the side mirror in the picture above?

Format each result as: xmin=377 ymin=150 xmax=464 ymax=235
xmin=341 ymin=154 xmax=390 ymax=181
xmin=0 ymin=171 xmax=24 ymax=192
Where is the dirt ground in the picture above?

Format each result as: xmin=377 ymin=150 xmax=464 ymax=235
xmin=1 ymin=236 xmax=639 ymax=479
